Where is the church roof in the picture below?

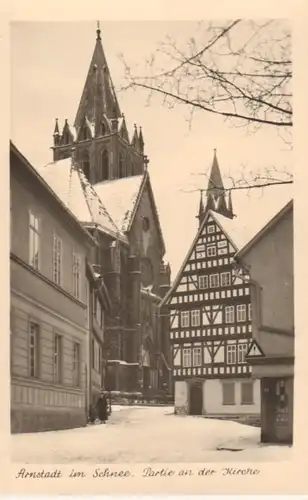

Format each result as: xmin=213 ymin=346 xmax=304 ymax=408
xmin=95 ymin=171 xmax=166 ymax=254
xmin=37 ymin=157 xmax=126 ymax=241
xmin=94 ymin=174 xmax=144 ymax=233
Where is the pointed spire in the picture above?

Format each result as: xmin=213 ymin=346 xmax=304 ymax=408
xmin=74 ymin=23 xmax=121 ymax=129
xmin=206 ymin=148 xmax=225 ymax=199
xmin=139 ymin=126 xmax=144 ymax=153
xmin=132 ymin=123 xmax=139 ymax=149
xmin=53 ymin=118 xmax=59 ymax=135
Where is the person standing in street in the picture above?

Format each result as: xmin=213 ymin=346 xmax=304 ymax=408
xmin=96 ymin=393 xmax=108 ymax=424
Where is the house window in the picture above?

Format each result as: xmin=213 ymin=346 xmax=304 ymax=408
xmin=248 ymin=303 xmax=252 ymax=321
xmin=222 ymin=382 xmax=235 ymax=405
xmin=193 ymin=347 xmax=202 ymax=367
xmin=53 ymin=334 xmax=62 ymax=383
xmin=237 ymin=304 xmax=247 ymax=322
xmin=207 ymin=245 xmax=216 ymax=257
xmin=225 ymin=306 xmax=235 ymax=324
xmin=181 ymin=311 xmax=190 ymax=327
xmin=241 ymin=381 xmax=254 ymax=405
xmin=238 ymin=343 xmax=248 ymax=363
xmin=53 ymin=235 xmax=62 ymax=286
xmin=183 ymin=348 xmax=191 ymax=368
xmin=221 ymin=272 xmax=231 ymax=287
xmin=72 ymin=342 xmax=81 ymax=387
xmin=29 ymin=211 xmax=40 ymax=270
xmin=29 ymin=322 xmax=39 ymax=378
xmin=191 ymin=310 xmax=200 ymax=327
xmin=207 ymin=225 xmax=215 ymax=234
xmin=101 ymin=149 xmax=109 ymax=181
xmin=198 ymin=275 xmax=208 ymax=289
xmin=73 ymin=253 xmax=81 ymax=300
xmin=226 ymin=344 xmax=237 ymax=364
xmin=209 ymin=274 xmax=219 ymax=288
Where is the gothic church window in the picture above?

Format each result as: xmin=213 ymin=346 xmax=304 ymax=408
xmin=82 ymin=127 xmax=89 ymax=141
xmin=119 ymin=151 xmax=125 ymax=178
xmin=100 ymin=122 xmax=106 ymax=136
xmin=101 ymin=149 xmax=109 ymax=181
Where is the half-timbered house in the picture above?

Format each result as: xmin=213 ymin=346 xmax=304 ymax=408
xmin=161 ymin=150 xmax=261 ymax=423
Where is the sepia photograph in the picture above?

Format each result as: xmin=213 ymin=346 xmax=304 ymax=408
xmin=10 ymin=19 xmax=293 ymax=466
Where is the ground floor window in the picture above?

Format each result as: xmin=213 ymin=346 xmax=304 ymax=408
xmin=241 ymin=381 xmax=254 ymax=404
xmin=222 ymin=382 xmax=235 ymax=405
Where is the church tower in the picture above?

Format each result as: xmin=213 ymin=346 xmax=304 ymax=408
xmin=197 ymin=149 xmax=234 ymax=225
xmin=51 ymin=23 xmax=146 ymax=184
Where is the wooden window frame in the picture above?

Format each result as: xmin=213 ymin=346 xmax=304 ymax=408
xmin=225 ymin=305 xmax=235 ymax=324
xmin=207 ymin=245 xmax=217 ymax=257
xmin=191 ymin=309 xmax=200 ymax=327
xmin=238 ymin=343 xmax=248 ymax=364
xmin=198 ymin=275 xmax=208 ymax=289
xmin=72 ymin=342 xmax=81 ymax=387
xmin=183 ymin=348 xmax=192 ymax=368
xmin=237 ymin=304 xmax=247 ymax=322
xmin=209 ymin=273 xmax=219 ymax=288
xmin=221 ymin=272 xmax=231 ymax=287
xmin=181 ymin=311 xmax=190 ymax=327
xmin=207 ymin=225 xmax=215 ymax=234
xmin=29 ymin=210 xmax=40 ymax=271
xmin=226 ymin=344 xmax=237 ymax=364
xmin=192 ymin=347 xmax=202 ymax=367
xmin=52 ymin=234 xmax=62 ymax=286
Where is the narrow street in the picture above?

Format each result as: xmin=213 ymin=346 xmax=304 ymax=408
xmin=11 ymin=406 xmax=292 ymax=464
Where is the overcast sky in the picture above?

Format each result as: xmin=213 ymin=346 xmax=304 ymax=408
xmin=10 ymin=21 xmax=292 ymax=277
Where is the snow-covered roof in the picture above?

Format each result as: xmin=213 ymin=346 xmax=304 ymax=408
xmin=37 ymin=158 xmax=125 ymax=241
xmin=95 ymin=174 xmax=145 ymax=233
xmin=211 ymin=183 xmax=292 ymax=251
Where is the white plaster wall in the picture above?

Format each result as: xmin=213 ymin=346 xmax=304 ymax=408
xmin=203 ymin=378 xmax=261 ymax=415
xmin=175 ymin=380 xmax=188 ymax=413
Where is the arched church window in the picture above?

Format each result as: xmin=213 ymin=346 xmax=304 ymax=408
xmin=82 ymin=127 xmax=89 ymax=141
xmin=101 ymin=149 xmax=109 ymax=181
xmin=119 ymin=151 xmax=125 ymax=179
xmin=100 ymin=122 xmax=106 ymax=136
xmin=81 ymin=150 xmax=90 ymax=181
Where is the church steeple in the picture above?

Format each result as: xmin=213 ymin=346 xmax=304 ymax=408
xmin=199 ymin=149 xmax=234 ymax=222
xmin=51 ymin=22 xmax=147 ymax=183
xmin=74 ymin=23 xmax=121 ymax=132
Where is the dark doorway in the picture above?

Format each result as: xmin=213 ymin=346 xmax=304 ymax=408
xmin=189 ymin=384 xmax=203 ymax=415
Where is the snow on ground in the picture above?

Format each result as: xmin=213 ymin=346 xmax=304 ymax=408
xmin=11 ymin=406 xmax=292 ymax=464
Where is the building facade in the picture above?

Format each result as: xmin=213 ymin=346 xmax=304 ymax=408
xmin=37 ymin=25 xmax=172 ymax=404
xmin=10 ymin=143 xmax=95 ymax=433
xmin=236 ymin=200 xmax=294 ymax=444
xmin=161 ymin=151 xmax=260 ymax=422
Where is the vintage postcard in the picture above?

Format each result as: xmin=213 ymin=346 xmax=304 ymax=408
xmin=1 ymin=0 xmax=308 ymax=496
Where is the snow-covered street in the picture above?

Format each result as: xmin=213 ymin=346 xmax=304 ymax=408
xmin=12 ymin=406 xmax=292 ymax=463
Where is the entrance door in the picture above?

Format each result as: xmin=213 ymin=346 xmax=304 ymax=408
xmin=189 ymin=384 xmax=203 ymax=415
